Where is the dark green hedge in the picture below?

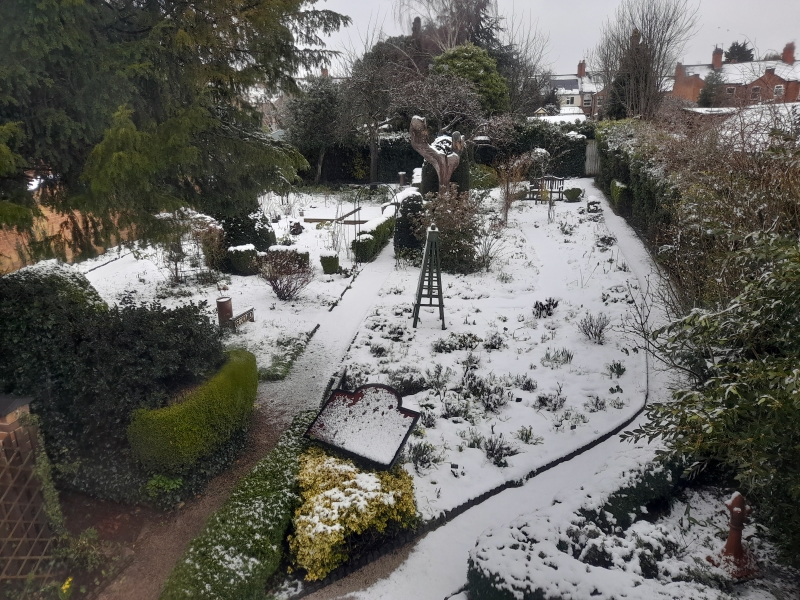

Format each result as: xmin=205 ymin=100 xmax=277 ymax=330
xmin=161 ymin=411 xmax=315 ymax=600
xmin=306 ymin=136 xmax=421 ymax=184
xmin=320 ymin=254 xmax=339 ymax=274
xmin=596 ymin=127 xmax=676 ymax=243
xmin=225 ymin=247 xmax=259 ymax=275
xmin=351 ymin=216 xmax=396 ymax=262
xmin=394 ymin=192 xmax=424 ymax=254
xmin=128 ymin=349 xmax=257 ymax=474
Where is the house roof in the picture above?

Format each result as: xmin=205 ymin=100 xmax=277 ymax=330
xmin=719 ymin=102 xmax=800 ymax=151
xmin=528 ymin=113 xmax=587 ymax=124
xmin=682 ymin=60 xmax=800 ymax=84
xmin=550 ymin=74 xmax=602 ymax=95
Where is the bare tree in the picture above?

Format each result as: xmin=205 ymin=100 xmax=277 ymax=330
xmin=591 ymin=0 xmax=699 ymax=119
xmin=392 ymin=71 xmax=483 ymax=134
xmin=409 ymin=116 xmax=465 ymax=192
xmin=394 ymin=0 xmax=501 ymax=53
xmin=496 ymin=15 xmax=552 ymax=116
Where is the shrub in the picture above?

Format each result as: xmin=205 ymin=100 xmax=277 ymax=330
xmin=0 ymin=263 xmax=225 ymax=463
xmin=465 ymin=373 xmax=508 ymax=413
xmin=127 ymin=350 xmax=257 ymax=473
xmin=482 ymin=331 xmax=507 ymax=351
xmin=563 ymin=187 xmax=583 ymax=202
xmin=351 ymin=215 xmax=396 ymax=262
xmin=259 ymin=331 xmax=315 ymax=382
xmin=385 ymin=366 xmax=428 ymax=396
xmin=289 ymin=447 xmax=417 ymax=581
xmin=483 ymin=434 xmax=519 ymax=467
xmin=577 ymin=312 xmax=612 ymax=344
xmin=470 ymin=163 xmax=499 ymax=189
xmin=607 ymin=360 xmax=626 ymax=378
xmin=405 ymin=440 xmax=445 ymax=473
xmin=221 ymin=212 xmax=276 ymax=252
xmin=441 ymin=395 xmax=474 ymax=422
xmin=458 ymin=427 xmax=485 ymax=449
xmin=394 ymin=191 xmax=425 ymax=254
xmin=584 ymin=395 xmax=607 ymax=413
xmin=540 ymin=347 xmax=574 ymax=368
xmin=432 ymin=332 xmax=483 ymax=353
xmin=196 ymin=225 xmax=226 ymax=271
xmin=413 ymin=187 xmax=481 ymax=274
xmin=535 ymin=383 xmax=566 ymax=411
xmin=259 ymin=248 xmax=314 ymax=300
xmin=532 ymin=297 xmax=559 ymax=318
xmin=419 ymin=409 xmax=437 ymax=428
xmin=320 ymin=252 xmax=339 ymax=274
xmin=225 ymin=245 xmax=259 ymax=275
xmin=515 ymin=426 xmax=543 ymax=445
xmin=161 ymin=412 xmax=314 ymax=600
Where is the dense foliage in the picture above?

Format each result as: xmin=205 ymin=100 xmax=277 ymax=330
xmin=432 ymin=44 xmax=510 ymax=114
xmin=289 ymin=446 xmax=417 ymax=581
xmin=128 ymin=349 xmax=257 ymax=474
xmin=414 ymin=188 xmax=482 ymax=274
xmin=351 ymin=216 xmax=396 ymax=262
xmin=0 ymin=0 xmax=347 ymax=252
xmin=625 ymin=236 xmax=800 ymax=565
xmin=0 ymin=263 xmax=228 ymax=501
xmin=161 ymin=411 xmax=315 ymax=600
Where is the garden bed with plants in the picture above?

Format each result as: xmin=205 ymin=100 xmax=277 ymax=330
xmin=340 ymin=182 xmax=647 ymax=520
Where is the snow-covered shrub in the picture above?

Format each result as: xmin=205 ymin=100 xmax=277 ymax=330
xmin=162 ymin=412 xmax=314 ymax=600
xmin=535 ymin=383 xmax=566 ymax=412
xmin=289 ymin=446 xmax=417 ymax=581
xmin=432 ymin=332 xmax=483 ymax=353
xmin=394 ymin=190 xmax=424 ymax=254
xmin=482 ymin=330 xmax=507 ymax=351
xmin=405 ymin=440 xmax=445 ymax=473
xmin=558 ymin=220 xmax=576 ymax=236
xmin=515 ymin=426 xmax=543 ymax=445
xmin=385 ymin=366 xmax=428 ymax=396
xmin=483 ymin=434 xmax=519 ymax=467
xmin=584 ymin=395 xmax=607 ymax=413
xmin=351 ymin=215 xmax=396 ymax=262
xmin=507 ymin=373 xmax=538 ymax=392
xmin=441 ymin=395 xmax=474 ymax=422
xmin=320 ymin=252 xmax=339 ymax=274
xmin=458 ymin=427 xmax=485 ymax=449
xmin=540 ymin=347 xmax=574 ymax=368
xmin=419 ymin=409 xmax=437 ymax=428
xmin=577 ymin=311 xmax=611 ymax=344
xmin=606 ymin=360 xmax=626 ymax=378
xmin=258 ymin=332 xmax=313 ymax=382
xmin=563 ymin=187 xmax=584 ymax=202
xmin=465 ymin=373 xmax=508 ymax=414
xmin=226 ymin=244 xmax=259 ymax=275
xmin=258 ymin=248 xmax=314 ymax=301
xmin=425 ymin=363 xmax=454 ymax=400
xmin=532 ymin=297 xmax=559 ymax=318
xmin=369 ymin=342 xmax=388 ymax=357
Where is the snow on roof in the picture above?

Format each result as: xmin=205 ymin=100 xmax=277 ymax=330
xmin=682 ymin=60 xmax=800 ymax=84
xmin=529 ymin=114 xmax=587 ymax=124
xmin=719 ymin=102 xmax=800 ymax=151
xmin=683 ymin=107 xmax=738 ymax=115
xmin=560 ymin=106 xmax=585 ymax=115
xmin=306 ymin=385 xmax=420 ymax=468
xmin=551 ymin=75 xmax=601 ymax=95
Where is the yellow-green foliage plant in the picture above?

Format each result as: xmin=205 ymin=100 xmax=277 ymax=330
xmin=127 ymin=349 xmax=257 ymax=473
xmin=290 ymin=447 xmax=417 ymax=581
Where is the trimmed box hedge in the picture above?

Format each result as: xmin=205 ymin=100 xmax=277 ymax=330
xmin=320 ymin=253 xmax=339 ymax=274
xmin=127 ymin=349 xmax=257 ymax=474
xmin=160 ymin=411 xmax=315 ymax=600
xmin=350 ymin=215 xmax=395 ymax=262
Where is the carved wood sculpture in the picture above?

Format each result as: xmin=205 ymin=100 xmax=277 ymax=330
xmin=409 ymin=116 xmax=464 ymax=193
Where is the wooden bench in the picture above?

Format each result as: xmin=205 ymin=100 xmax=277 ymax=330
xmin=526 ymin=176 xmax=565 ymax=203
xmin=226 ymin=307 xmax=254 ymax=330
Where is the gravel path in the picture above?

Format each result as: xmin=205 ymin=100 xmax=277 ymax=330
xmin=98 ymin=246 xmax=397 ymax=600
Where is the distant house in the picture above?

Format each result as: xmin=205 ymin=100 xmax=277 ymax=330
xmin=672 ymin=42 xmax=799 ymax=105
xmin=549 ymin=61 xmax=604 ymax=116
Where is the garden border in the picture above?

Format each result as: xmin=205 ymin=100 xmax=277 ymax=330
xmin=290 ymin=353 xmax=650 ymax=597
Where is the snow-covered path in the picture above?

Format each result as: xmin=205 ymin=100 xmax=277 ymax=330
xmin=257 ymin=244 xmax=397 ymax=419
xmin=303 ymin=180 xmax=672 ymax=600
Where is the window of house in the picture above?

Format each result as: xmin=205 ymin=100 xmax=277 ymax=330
xmin=726 ymin=87 xmax=736 ymax=95
xmin=774 ymin=84 xmax=785 ymax=97
xmin=751 ymin=86 xmax=761 ymax=100
xmin=565 ymin=97 xmax=574 ymax=105
xmin=597 ymin=97 xmax=603 ymax=106
xmin=583 ymin=97 xmax=592 ymax=106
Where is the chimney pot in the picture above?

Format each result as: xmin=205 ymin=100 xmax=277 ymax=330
xmin=577 ymin=60 xmax=586 ymax=78
xmin=712 ymin=47 xmax=723 ymax=70
xmin=782 ymin=42 xmax=795 ymax=65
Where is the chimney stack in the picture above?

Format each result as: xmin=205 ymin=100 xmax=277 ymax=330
xmin=321 ymin=68 xmax=329 ymax=78
xmin=712 ymin=47 xmax=723 ymax=70
xmin=577 ymin=60 xmax=586 ymax=78
xmin=782 ymin=42 xmax=795 ymax=65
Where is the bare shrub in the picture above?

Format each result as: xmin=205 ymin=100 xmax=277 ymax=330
xmin=258 ymin=250 xmax=313 ymax=301
xmin=484 ymin=434 xmax=520 ymax=467
xmin=577 ymin=312 xmax=611 ymax=344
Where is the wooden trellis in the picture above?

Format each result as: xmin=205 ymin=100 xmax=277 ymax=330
xmin=412 ymin=225 xmax=446 ymax=330
xmin=1 ymin=412 xmax=59 ymax=582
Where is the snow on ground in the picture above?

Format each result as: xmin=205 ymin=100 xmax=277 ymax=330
xmin=339 ymin=178 xmax=647 ymax=520
xmin=77 ymin=190 xmax=399 ymax=377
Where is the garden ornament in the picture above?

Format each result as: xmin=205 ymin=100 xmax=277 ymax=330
xmin=707 ymin=491 xmax=759 ymax=579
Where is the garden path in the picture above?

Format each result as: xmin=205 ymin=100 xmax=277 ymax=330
xmin=256 ymin=243 xmax=399 ymax=420
xmin=97 ymin=245 xmax=397 ymax=600
xmin=302 ymin=179 xmax=672 ymax=600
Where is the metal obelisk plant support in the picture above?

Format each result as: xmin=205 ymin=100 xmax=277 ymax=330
xmin=412 ymin=225 xmax=445 ymax=330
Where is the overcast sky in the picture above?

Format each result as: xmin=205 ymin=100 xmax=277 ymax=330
xmin=319 ymin=0 xmax=799 ymax=75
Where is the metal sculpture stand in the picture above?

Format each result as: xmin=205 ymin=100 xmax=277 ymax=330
xmin=412 ymin=225 xmax=445 ymax=330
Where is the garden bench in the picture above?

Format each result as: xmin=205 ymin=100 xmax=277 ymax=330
xmin=226 ymin=306 xmax=254 ymax=330
xmin=526 ymin=176 xmax=565 ymax=203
